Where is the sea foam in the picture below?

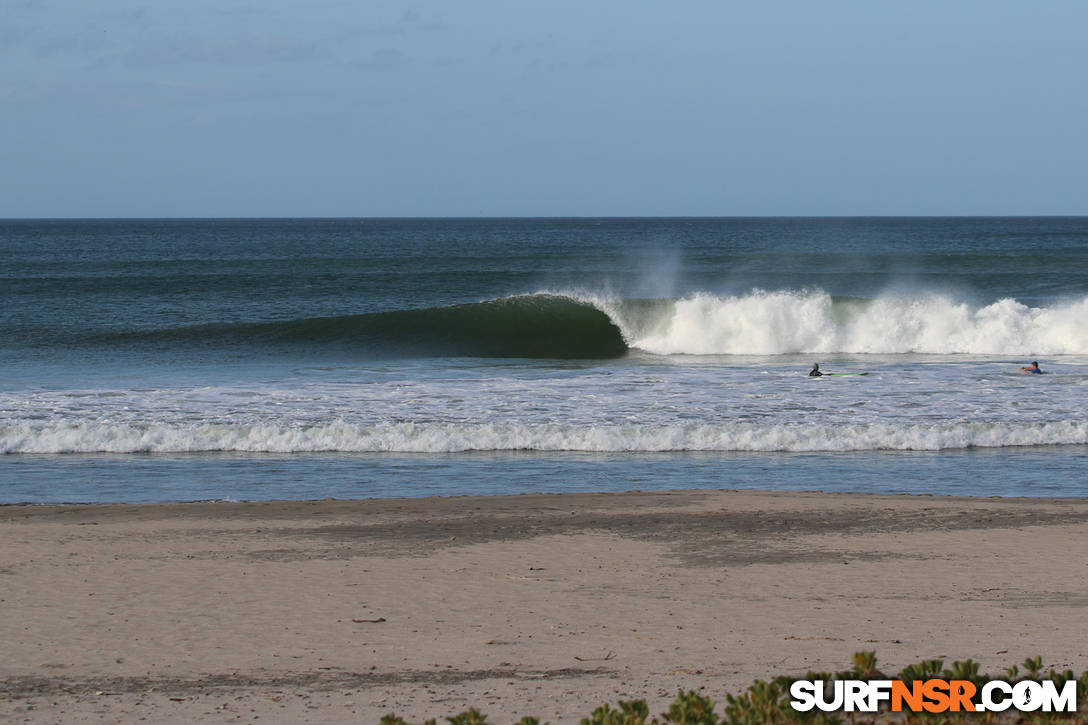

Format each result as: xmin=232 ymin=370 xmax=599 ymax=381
xmin=4 ymin=420 xmax=1087 ymax=454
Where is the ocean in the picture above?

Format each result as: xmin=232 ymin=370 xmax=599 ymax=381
xmin=2 ymin=217 xmax=1087 ymax=503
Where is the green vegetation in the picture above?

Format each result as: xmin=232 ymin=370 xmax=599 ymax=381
xmin=380 ymin=653 xmax=1088 ymax=724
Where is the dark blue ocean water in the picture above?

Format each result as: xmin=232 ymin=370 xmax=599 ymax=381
xmin=3 ymin=217 xmax=1087 ymax=503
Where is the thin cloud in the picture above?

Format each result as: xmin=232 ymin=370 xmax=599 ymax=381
xmin=91 ymin=7 xmax=148 ymax=24
xmin=32 ymin=30 xmax=113 ymax=60
xmin=338 ymin=9 xmax=445 ymax=39
xmin=351 ymin=48 xmax=413 ymax=72
xmin=584 ymin=54 xmax=614 ymax=70
xmin=399 ymin=9 xmax=444 ymax=32
xmin=125 ymin=32 xmax=327 ymax=68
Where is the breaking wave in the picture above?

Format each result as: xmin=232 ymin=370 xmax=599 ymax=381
xmin=5 ymin=420 xmax=1088 ymax=454
xmin=71 ymin=290 xmax=1088 ymax=359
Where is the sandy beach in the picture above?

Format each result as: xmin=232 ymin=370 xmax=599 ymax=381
xmin=3 ymin=489 xmax=1088 ymax=723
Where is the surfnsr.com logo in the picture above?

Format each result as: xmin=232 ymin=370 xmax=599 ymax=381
xmin=790 ymin=679 xmax=1077 ymax=714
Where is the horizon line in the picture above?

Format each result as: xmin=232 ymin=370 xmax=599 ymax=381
xmin=4 ymin=214 xmax=1088 ymax=222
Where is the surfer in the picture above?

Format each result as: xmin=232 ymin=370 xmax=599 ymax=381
xmin=1019 ymin=361 xmax=1043 ymax=374
xmin=808 ymin=363 xmax=823 ymax=377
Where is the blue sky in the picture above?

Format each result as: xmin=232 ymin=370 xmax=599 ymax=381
xmin=3 ymin=1 xmax=1087 ymax=217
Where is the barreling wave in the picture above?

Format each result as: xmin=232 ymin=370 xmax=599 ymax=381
xmin=5 ymin=420 xmax=1088 ymax=454
xmin=607 ymin=290 xmax=1088 ymax=356
xmin=102 ymin=294 xmax=628 ymax=359
xmin=78 ymin=290 xmax=1088 ymax=359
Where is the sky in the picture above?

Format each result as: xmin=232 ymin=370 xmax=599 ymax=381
xmin=3 ymin=1 xmax=1087 ymax=217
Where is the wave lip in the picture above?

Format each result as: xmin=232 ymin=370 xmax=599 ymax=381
xmin=5 ymin=420 xmax=1088 ymax=454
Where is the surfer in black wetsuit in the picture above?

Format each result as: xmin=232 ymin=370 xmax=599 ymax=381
xmin=808 ymin=363 xmax=823 ymax=377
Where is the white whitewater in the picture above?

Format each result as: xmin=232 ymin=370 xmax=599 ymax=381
xmin=589 ymin=290 xmax=1088 ymax=355
xmin=4 ymin=419 xmax=1088 ymax=454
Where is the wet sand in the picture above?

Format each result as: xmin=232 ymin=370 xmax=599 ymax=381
xmin=3 ymin=489 xmax=1088 ymax=723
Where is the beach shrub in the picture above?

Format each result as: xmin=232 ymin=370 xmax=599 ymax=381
xmin=661 ymin=690 xmax=718 ymax=724
xmin=849 ymin=650 xmax=882 ymax=680
xmin=1024 ymin=656 xmax=1045 ymax=679
xmin=899 ymin=658 xmax=946 ymax=684
xmin=581 ymin=698 xmax=651 ymax=725
xmin=380 ymin=653 xmax=1088 ymax=724
xmin=943 ymin=659 xmax=985 ymax=689
xmin=722 ymin=676 xmax=841 ymax=725
xmin=447 ymin=709 xmax=491 ymax=725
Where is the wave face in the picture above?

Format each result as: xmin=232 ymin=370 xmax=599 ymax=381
xmin=605 ymin=291 xmax=1088 ymax=356
xmin=101 ymin=295 xmax=628 ymax=359
xmin=5 ymin=420 xmax=1088 ymax=454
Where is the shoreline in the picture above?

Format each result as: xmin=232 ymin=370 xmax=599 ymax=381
xmin=4 ymin=489 xmax=1088 ymax=723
